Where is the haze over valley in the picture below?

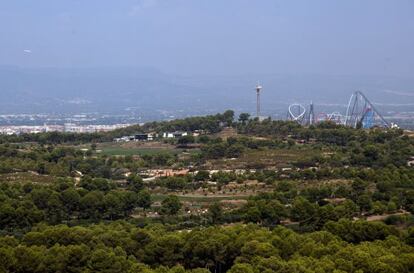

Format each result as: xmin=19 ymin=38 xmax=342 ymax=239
xmin=1 ymin=66 xmax=413 ymax=127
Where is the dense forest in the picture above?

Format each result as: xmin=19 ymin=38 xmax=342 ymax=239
xmin=1 ymin=222 xmax=413 ymax=273
xmin=0 ymin=110 xmax=413 ymax=273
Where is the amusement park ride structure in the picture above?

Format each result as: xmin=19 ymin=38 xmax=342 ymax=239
xmin=287 ymin=91 xmax=392 ymax=129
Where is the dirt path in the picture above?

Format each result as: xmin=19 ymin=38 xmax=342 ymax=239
xmin=365 ymin=211 xmax=410 ymax=222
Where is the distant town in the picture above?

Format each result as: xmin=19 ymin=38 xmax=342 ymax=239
xmin=0 ymin=99 xmax=413 ymax=135
xmin=0 ymin=123 xmax=131 ymax=135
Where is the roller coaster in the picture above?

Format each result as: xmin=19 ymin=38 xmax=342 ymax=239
xmin=344 ymin=91 xmax=389 ymax=128
xmin=286 ymin=91 xmax=390 ymax=128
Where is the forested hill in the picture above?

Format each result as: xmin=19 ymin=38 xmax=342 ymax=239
xmin=0 ymin=110 xmax=413 ymax=273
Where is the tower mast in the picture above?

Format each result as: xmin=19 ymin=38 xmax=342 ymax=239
xmin=255 ymin=83 xmax=262 ymax=118
xmin=308 ymin=101 xmax=315 ymax=125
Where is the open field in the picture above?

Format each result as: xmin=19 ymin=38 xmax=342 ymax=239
xmin=152 ymin=194 xmax=250 ymax=203
xmin=100 ymin=146 xmax=179 ymax=156
xmin=84 ymin=141 xmax=200 ymax=156
xmin=206 ymin=147 xmax=320 ymax=169
xmin=298 ymin=178 xmax=352 ymax=189
xmin=0 ymin=172 xmax=57 ymax=185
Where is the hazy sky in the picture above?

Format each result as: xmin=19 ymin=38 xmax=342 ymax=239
xmin=1 ymin=0 xmax=413 ymax=76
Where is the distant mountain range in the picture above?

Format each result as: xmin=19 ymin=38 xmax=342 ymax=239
xmin=0 ymin=66 xmax=413 ymax=116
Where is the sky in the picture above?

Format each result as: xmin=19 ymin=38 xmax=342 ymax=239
xmin=0 ymin=0 xmax=413 ymax=77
